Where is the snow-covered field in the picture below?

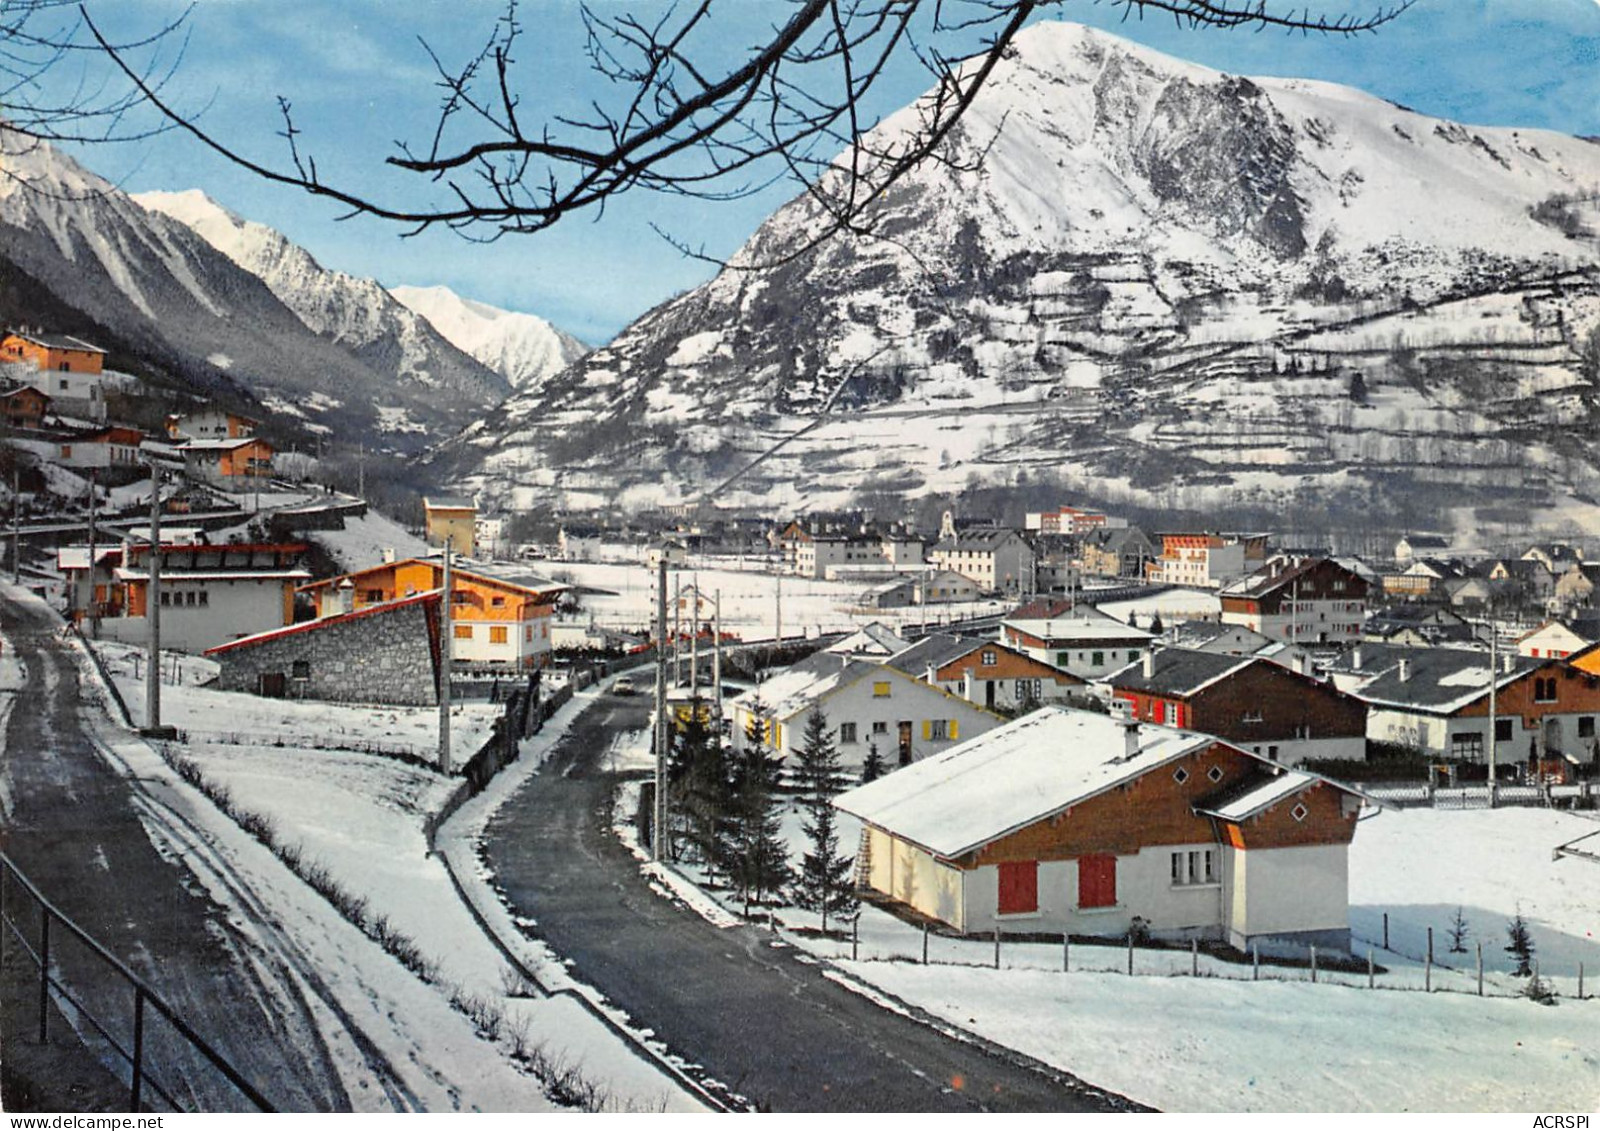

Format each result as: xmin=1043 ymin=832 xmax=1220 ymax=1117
xmin=543 ymin=556 xmax=1007 ymax=639
xmin=54 ymin=637 xmax=702 ymax=1111
xmin=618 ymin=785 xmax=1600 ymax=1112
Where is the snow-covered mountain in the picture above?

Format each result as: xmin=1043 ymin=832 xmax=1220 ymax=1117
xmin=389 ymin=284 xmax=588 ymax=392
xmin=0 ymin=129 xmax=506 ymax=454
xmin=441 ymin=21 xmax=1600 ymax=529
xmin=134 ymin=190 xmax=508 ymax=405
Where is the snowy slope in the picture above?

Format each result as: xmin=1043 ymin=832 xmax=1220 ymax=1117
xmin=0 ymin=127 xmax=506 ymax=455
xmin=441 ymin=20 xmax=1600 ymax=525
xmin=389 ymin=284 xmax=588 ymax=392
xmin=135 ymin=190 xmax=508 ymax=402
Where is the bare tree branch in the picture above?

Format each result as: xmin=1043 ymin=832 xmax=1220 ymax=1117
xmin=75 ymin=0 xmax=1416 ymax=256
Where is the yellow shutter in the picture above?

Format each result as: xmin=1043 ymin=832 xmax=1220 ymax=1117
xmin=922 ymin=720 xmax=931 ymax=741
xmin=949 ymin=718 xmax=959 ymax=741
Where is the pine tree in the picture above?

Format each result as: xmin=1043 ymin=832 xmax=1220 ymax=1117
xmin=860 ymin=740 xmax=887 ymax=784
xmin=1447 ymin=906 xmax=1471 ymax=954
xmin=727 ymin=742 xmax=790 ymax=917
xmin=1148 ymin=612 xmax=1164 ymax=636
xmin=669 ymin=695 xmax=732 ymax=874
xmin=1505 ymin=909 xmax=1536 ymax=976
xmin=791 ymin=706 xmax=858 ymax=934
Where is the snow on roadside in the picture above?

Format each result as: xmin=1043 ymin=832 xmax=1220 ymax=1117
xmin=67 ymin=635 xmax=701 ymax=1112
xmin=607 ymin=777 xmax=1600 ymax=1112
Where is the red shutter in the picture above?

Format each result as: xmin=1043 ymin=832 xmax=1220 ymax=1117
xmin=1078 ymin=854 xmax=1117 ymax=909
xmin=997 ymin=860 xmax=1038 ymax=915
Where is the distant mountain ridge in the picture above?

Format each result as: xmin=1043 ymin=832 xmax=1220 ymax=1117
xmin=438 ymin=20 xmax=1600 ymax=531
xmin=389 ymin=284 xmax=588 ymax=393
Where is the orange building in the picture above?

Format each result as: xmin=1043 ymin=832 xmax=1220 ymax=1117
xmin=1 ymin=331 xmax=105 ymax=375
xmin=299 ymin=557 xmax=563 ymax=669
xmin=179 ymin=437 xmax=275 ymax=480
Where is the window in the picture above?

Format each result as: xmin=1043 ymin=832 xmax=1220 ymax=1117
xmin=365 ymin=588 xmax=384 ymax=603
xmin=1580 ymin=717 xmax=1596 ymax=739
xmin=1171 ymin=849 xmax=1217 ymax=886
xmin=1091 ymin=651 xmax=1105 ymax=668
xmin=198 ymin=591 xmax=208 ymax=607
xmin=1078 ymin=854 xmax=1117 ymax=909
xmin=872 ymin=721 xmax=889 ymax=735
xmin=1241 ymin=710 xmax=1263 ymax=723
xmin=491 ymin=596 xmax=506 ymax=607
xmin=454 ymin=624 xmax=473 ymax=639
xmin=1495 ymin=718 xmax=1513 ymax=742
xmin=980 ymin=650 xmax=998 ymax=667
xmin=1056 ymin=652 xmax=1071 ymax=667
xmin=186 ymin=591 xmax=197 ymax=607
xmin=1291 ymin=803 xmax=1309 ymax=822
xmin=1164 ymin=702 xmax=1180 ymax=727
xmin=926 ymin=719 xmax=949 ymax=740
xmin=490 ymin=626 xmax=508 ymax=644
xmin=872 ymin=681 xmax=891 ymax=697
xmin=1015 ymin=678 xmax=1042 ymax=701
xmin=291 ymin=660 xmax=310 ymax=680
xmin=160 ymin=591 xmax=171 ymax=606
xmin=839 ymin=722 xmax=858 ymax=744
xmin=525 ymin=625 xmax=533 ymax=643
xmin=1128 ymin=651 xmax=1139 ymax=662
xmin=1534 ymin=677 xmax=1557 ymax=703
xmin=1451 ymin=733 xmax=1484 ymax=760
xmin=1172 ymin=767 xmax=1190 ymax=785
xmin=998 ymin=861 xmax=1038 ymax=915
xmin=1267 ymin=745 xmax=1280 ymax=760
xmin=1207 ymin=765 xmax=1224 ymax=783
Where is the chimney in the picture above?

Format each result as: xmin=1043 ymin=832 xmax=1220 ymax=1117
xmin=334 ymin=578 xmax=355 ymax=617
xmin=1398 ymin=657 xmax=1411 ymax=683
xmin=1503 ymin=652 xmax=1513 ymax=674
xmin=1122 ymin=718 xmax=1141 ymax=760
xmin=1352 ymin=647 xmax=1362 ymax=672
xmin=1142 ymin=649 xmax=1155 ymax=680
xmin=381 ymin=547 xmax=397 ymax=564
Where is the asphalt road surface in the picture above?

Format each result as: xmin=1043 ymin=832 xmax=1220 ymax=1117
xmin=481 ymin=689 xmax=1138 ymax=1113
xmin=0 ymin=590 xmax=355 ymax=1111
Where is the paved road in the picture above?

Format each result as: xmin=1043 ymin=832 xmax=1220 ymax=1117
xmin=0 ymin=589 xmax=351 ymax=1111
xmin=482 ymin=692 xmax=1138 ymax=1113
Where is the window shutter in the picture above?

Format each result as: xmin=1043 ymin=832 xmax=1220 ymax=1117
xmin=949 ymin=718 xmax=959 ymax=741
xmin=922 ymin=719 xmax=931 ymax=741
xmin=997 ymin=861 xmax=1039 ymax=915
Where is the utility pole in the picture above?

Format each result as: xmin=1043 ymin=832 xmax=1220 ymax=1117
xmin=775 ymin=573 xmax=782 ymax=647
xmin=671 ymin=576 xmax=682 ymax=688
xmin=86 ymin=468 xmax=98 ymax=635
xmin=712 ymin=587 xmax=724 ymax=717
xmin=9 ymin=460 xmax=18 ymax=585
xmin=653 ymin=558 xmax=669 ymax=861
xmin=439 ymin=537 xmax=453 ymax=774
xmin=689 ymin=576 xmax=700 ymax=691
xmin=357 ymin=441 xmax=366 ymax=500
xmin=144 ymin=461 xmax=163 ymax=734
xmin=1487 ymin=620 xmax=1498 ymax=808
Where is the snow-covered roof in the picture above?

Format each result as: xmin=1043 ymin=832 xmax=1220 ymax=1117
xmin=424 ymin=495 xmax=476 ymax=511
xmin=1336 ymin=646 xmax=1544 ymax=714
xmin=115 ymin=568 xmax=312 ymax=583
xmin=1106 ymin=647 xmax=1253 ymax=697
xmin=4 ymin=329 xmax=104 ymax=353
xmin=1003 ymin=613 xmax=1151 ymax=645
xmin=206 ymin=590 xmax=442 ymax=655
xmin=56 ymin=545 xmax=121 ymax=570
xmin=825 ymin=621 xmax=910 ymax=657
xmin=1198 ymin=770 xmax=1319 ymax=822
xmin=735 ymin=651 xmax=874 ymax=721
xmin=834 ymin=707 xmax=1212 ymax=859
xmin=180 ymin=437 xmax=268 ymax=452
xmin=883 ymin=633 xmax=991 ymax=677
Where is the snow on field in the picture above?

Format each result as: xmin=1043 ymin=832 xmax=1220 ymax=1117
xmin=68 ymin=639 xmax=705 ymax=1112
xmin=1097 ymin=586 xmax=1221 ymax=625
xmin=549 ymin=557 xmax=1005 ymax=639
xmin=614 ymin=779 xmax=1600 ymax=1112
xmin=94 ymin=641 xmax=499 ymax=756
xmin=304 ymin=504 xmax=430 ymax=572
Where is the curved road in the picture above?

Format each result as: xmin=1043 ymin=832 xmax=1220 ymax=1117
xmin=481 ymin=690 xmax=1139 ymax=1113
xmin=0 ymin=589 xmax=351 ymax=1111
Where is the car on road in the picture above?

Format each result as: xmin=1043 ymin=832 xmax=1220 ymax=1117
xmin=612 ymin=675 xmax=637 ymax=695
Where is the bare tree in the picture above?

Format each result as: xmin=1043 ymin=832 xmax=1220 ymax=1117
xmin=3 ymin=1 xmax=185 ymax=145
xmin=85 ymin=0 xmax=1412 ymax=254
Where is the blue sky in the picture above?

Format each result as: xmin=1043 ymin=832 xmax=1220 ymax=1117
xmin=58 ymin=1 xmax=1600 ymax=344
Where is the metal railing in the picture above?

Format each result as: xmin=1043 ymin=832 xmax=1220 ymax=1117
xmin=0 ymin=851 xmax=275 ymax=1112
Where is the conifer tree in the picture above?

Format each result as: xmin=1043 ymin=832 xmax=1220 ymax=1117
xmin=1505 ymin=909 xmax=1536 ymax=977
xmin=791 ymin=705 xmax=858 ymax=934
xmin=670 ymin=694 xmax=731 ymax=874
xmin=860 ymin=739 xmax=887 ymax=784
xmin=1447 ymin=906 xmax=1470 ymax=954
xmin=728 ymin=741 xmax=790 ymax=917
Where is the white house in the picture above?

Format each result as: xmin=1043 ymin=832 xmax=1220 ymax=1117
xmin=999 ymin=604 xmax=1153 ymax=679
xmin=730 ymin=652 xmax=1002 ymax=772
xmin=929 ymin=528 xmax=1035 ymax=594
xmin=1517 ymin=620 xmax=1592 ymax=660
xmin=835 ymin=707 xmax=1367 ymax=952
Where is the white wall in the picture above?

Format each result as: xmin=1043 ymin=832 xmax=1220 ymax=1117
xmin=101 ymin=581 xmax=290 ymax=654
xmin=1228 ymin=843 xmax=1348 ymax=944
xmin=1239 ymin=735 xmax=1366 ymax=765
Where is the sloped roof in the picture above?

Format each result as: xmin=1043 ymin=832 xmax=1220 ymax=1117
xmin=825 ymin=621 xmax=910 ymax=656
xmin=4 ymin=330 xmax=104 ymax=353
xmin=424 ymin=495 xmax=476 ymax=511
xmin=883 ymin=633 xmax=988 ymax=676
xmin=1339 ymin=647 xmax=1542 ymax=714
xmin=732 ymin=651 xmax=875 ymax=721
xmin=1003 ymin=609 xmax=1151 ymax=645
xmin=1219 ymin=556 xmax=1360 ymax=600
xmin=1106 ymin=647 xmax=1253 ymax=697
xmin=1196 ymin=770 xmax=1320 ymax=822
xmin=833 ymin=707 xmax=1213 ymax=859
xmin=205 ymin=590 xmax=441 ymax=656
xmin=936 ymin=526 xmax=1022 ymax=552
